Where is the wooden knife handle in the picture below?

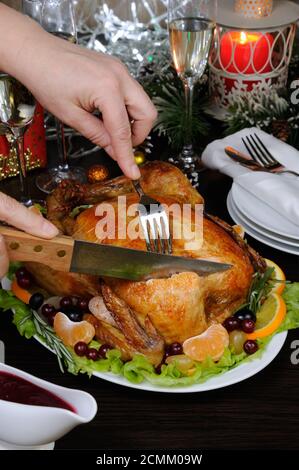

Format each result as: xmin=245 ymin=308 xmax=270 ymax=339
xmin=0 ymin=226 xmax=75 ymax=272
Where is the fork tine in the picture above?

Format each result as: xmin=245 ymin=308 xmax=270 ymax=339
xmin=254 ymin=133 xmax=280 ymax=166
xmin=160 ymin=211 xmax=173 ymax=255
xmin=140 ymin=216 xmax=152 ymax=252
xmin=242 ymin=137 xmax=262 ymax=165
xmin=148 ymin=217 xmax=159 ymax=253
xmin=154 ymin=218 xmax=166 ymax=254
xmin=250 ymin=134 xmax=274 ymax=166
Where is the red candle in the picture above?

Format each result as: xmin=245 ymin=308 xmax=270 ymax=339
xmin=220 ymin=31 xmax=274 ymax=75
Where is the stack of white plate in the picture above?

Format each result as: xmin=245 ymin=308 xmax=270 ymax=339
xmin=227 ymin=183 xmax=299 ymax=255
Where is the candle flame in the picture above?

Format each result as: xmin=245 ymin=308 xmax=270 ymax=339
xmin=240 ymin=31 xmax=248 ymax=45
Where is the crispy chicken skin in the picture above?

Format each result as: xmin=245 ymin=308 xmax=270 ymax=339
xmin=25 ymin=162 xmax=264 ymax=365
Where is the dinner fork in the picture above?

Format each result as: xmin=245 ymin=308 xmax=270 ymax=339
xmin=242 ymin=133 xmax=299 ymax=177
xmin=132 ymin=180 xmax=173 ymax=254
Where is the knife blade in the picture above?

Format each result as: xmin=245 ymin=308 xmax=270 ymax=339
xmin=225 ymin=147 xmax=261 ymax=167
xmin=0 ymin=226 xmax=232 ymax=281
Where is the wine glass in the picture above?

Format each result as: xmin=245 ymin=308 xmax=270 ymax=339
xmin=0 ymin=74 xmax=36 ymax=206
xmin=35 ymin=0 xmax=86 ymax=194
xmin=22 ymin=0 xmax=42 ymax=23
xmin=168 ymin=0 xmax=217 ymax=180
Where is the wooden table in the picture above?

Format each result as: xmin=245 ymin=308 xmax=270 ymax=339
xmin=1 ymin=148 xmax=299 ymax=451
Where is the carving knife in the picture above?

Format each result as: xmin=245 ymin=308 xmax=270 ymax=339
xmin=0 ymin=226 xmax=232 ymax=281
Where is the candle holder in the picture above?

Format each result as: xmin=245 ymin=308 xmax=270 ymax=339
xmin=209 ymin=0 xmax=299 ymax=112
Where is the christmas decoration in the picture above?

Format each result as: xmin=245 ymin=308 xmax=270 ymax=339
xmin=209 ymin=0 xmax=299 ymax=110
xmin=225 ymin=81 xmax=299 ymax=148
xmin=87 ymin=164 xmax=109 ymax=183
xmin=235 ymin=0 xmax=273 ymax=18
xmin=134 ymin=150 xmax=146 ymax=166
xmin=0 ymin=148 xmax=41 ymax=181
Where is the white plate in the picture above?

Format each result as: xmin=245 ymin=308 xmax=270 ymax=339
xmin=230 ymin=193 xmax=299 ymax=248
xmin=231 ymin=184 xmax=299 ymax=240
xmin=34 ymin=332 xmax=288 ymax=394
xmin=227 ymin=193 xmax=299 ymax=255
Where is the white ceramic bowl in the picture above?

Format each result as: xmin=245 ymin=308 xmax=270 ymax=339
xmin=0 ymin=363 xmax=97 ymax=447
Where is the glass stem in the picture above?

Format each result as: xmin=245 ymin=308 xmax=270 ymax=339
xmin=56 ymin=117 xmax=69 ymax=171
xmin=14 ymin=132 xmax=30 ymax=204
xmin=184 ymin=80 xmax=194 ymax=149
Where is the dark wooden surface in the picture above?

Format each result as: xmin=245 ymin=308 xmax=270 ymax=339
xmin=0 ymin=144 xmax=299 ymax=451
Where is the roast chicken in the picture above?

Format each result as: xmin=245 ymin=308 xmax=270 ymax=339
xmin=25 ymin=162 xmax=265 ymax=366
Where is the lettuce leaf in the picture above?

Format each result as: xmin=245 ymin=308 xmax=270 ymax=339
xmin=1 ymin=281 xmax=299 ymax=388
xmin=0 ymin=289 xmax=36 ymax=339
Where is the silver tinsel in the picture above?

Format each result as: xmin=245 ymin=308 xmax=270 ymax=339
xmin=48 ymin=1 xmax=170 ymax=161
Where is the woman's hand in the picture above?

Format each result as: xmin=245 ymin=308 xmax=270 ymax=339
xmin=0 ymin=5 xmax=157 ymax=180
xmin=0 ymin=193 xmax=58 ymax=277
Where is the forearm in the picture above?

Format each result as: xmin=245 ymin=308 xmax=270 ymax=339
xmin=0 ymin=4 xmax=52 ymax=82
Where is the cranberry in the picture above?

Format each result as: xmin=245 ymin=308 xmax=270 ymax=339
xmin=67 ymin=310 xmax=83 ymax=323
xmin=29 ymin=293 xmax=44 ymax=310
xmin=74 ymin=342 xmax=88 ymax=357
xmin=17 ymin=275 xmax=32 ymax=289
xmin=16 ymin=267 xmax=29 ymax=280
xmin=47 ymin=311 xmax=57 ymax=326
xmin=223 ymin=317 xmax=240 ymax=332
xmin=86 ymin=348 xmax=99 ymax=361
xmin=241 ymin=319 xmax=256 ymax=334
xmin=41 ymin=304 xmax=56 ymax=318
xmin=98 ymin=344 xmax=113 ymax=358
xmin=60 ymin=297 xmax=72 ymax=310
xmin=234 ymin=309 xmax=256 ymax=323
xmin=244 ymin=340 xmax=259 ymax=355
xmin=167 ymin=342 xmax=183 ymax=356
xmin=77 ymin=298 xmax=89 ymax=312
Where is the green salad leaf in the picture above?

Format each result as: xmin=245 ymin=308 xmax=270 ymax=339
xmin=1 ymin=279 xmax=299 ymax=388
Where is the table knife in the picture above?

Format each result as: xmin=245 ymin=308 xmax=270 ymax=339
xmin=0 ymin=226 xmax=232 ymax=281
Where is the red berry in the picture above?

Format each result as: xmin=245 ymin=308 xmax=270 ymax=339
xmin=60 ymin=297 xmax=72 ymax=310
xmin=74 ymin=342 xmax=88 ymax=357
xmin=42 ymin=304 xmax=56 ymax=318
xmin=242 ymin=319 xmax=255 ymax=334
xmin=77 ymin=298 xmax=89 ymax=312
xmin=98 ymin=344 xmax=113 ymax=358
xmin=223 ymin=317 xmax=240 ymax=332
xmin=16 ymin=267 xmax=29 ymax=279
xmin=165 ymin=343 xmax=183 ymax=356
xmin=17 ymin=275 xmax=32 ymax=289
xmin=47 ymin=311 xmax=57 ymax=326
xmin=86 ymin=348 xmax=99 ymax=361
xmin=244 ymin=340 xmax=258 ymax=355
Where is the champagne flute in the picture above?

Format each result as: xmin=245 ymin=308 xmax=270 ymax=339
xmin=35 ymin=0 xmax=86 ymax=194
xmin=22 ymin=0 xmax=42 ymax=23
xmin=168 ymin=0 xmax=217 ymax=179
xmin=0 ymin=74 xmax=36 ymax=206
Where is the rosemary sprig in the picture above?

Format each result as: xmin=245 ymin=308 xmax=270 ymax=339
xmin=248 ymin=267 xmax=275 ymax=314
xmin=32 ymin=310 xmax=76 ymax=373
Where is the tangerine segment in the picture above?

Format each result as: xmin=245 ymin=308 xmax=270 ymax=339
xmin=265 ymin=259 xmax=286 ymax=295
xmin=11 ymin=279 xmax=31 ymax=305
xmin=247 ymin=293 xmax=286 ymax=340
xmin=54 ymin=312 xmax=95 ymax=347
xmin=183 ymin=324 xmax=229 ymax=362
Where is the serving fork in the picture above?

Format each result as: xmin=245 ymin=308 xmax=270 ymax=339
xmin=242 ymin=133 xmax=299 ymax=177
xmin=132 ymin=180 xmax=173 ymax=255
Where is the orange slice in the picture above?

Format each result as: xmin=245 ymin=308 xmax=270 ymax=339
xmin=265 ymin=259 xmax=286 ymax=295
xmin=247 ymin=293 xmax=286 ymax=340
xmin=53 ymin=312 xmax=95 ymax=347
xmin=11 ymin=279 xmax=31 ymax=305
xmin=183 ymin=324 xmax=229 ymax=362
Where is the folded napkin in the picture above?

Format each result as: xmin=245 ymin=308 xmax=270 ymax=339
xmin=202 ymin=128 xmax=299 ymax=228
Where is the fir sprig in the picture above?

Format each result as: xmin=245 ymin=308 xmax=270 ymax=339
xmin=248 ymin=267 xmax=275 ymax=314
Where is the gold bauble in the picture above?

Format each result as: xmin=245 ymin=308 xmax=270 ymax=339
xmin=134 ymin=150 xmax=146 ymax=166
xmin=87 ymin=164 xmax=109 ymax=183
